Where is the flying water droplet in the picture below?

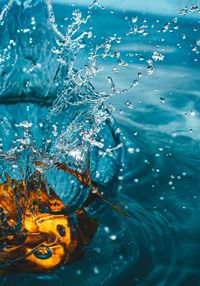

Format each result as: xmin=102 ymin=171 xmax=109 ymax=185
xmin=125 ymin=100 xmax=133 ymax=109
xmin=152 ymin=52 xmax=164 ymax=61
xmin=147 ymin=65 xmax=154 ymax=75
xmin=131 ymin=16 xmax=138 ymax=23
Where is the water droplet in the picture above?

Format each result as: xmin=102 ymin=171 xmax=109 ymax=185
xmin=125 ymin=100 xmax=133 ymax=109
xmin=182 ymin=34 xmax=186 ymax=40
xmin=152 ymin=52 xmax=164 ymax=61
xmin=180 ymin=8 xmax=188 ymax=15
xmin=110 ymin=234 xmax=117 ymax=240
xmin=196 ymin=39 xmax=200 ymax=46
xmin=162 ymin=22 xmax=170 ymax=32
xmin=160 ymin=97 xmax=165 ymax=104
xmin=190 ymin=5 xmax=199 ymax=13
xmin=104 ymin=226 xmax=110 ymax=233
xmin=118 ymin=175 xmax=124 ymax=181
xmin=147 ymin=65 xmax=154 ymax=75
xmin=76 ymin=270 xmax=82 ymax=276
xmin=93 ymin=266 xmax=100 ymax=274
xmin=131 ymin=16 xmax=138 ymax=23
xmin=87 ymin=31 xmax=92 ymax=39
xmin=128 ymin=147 xmax=135 ymax=154
xmin=139 ymin=56 xmax=145 ymax=61
xmin=112 ymin=67 xmax=118 ymax=74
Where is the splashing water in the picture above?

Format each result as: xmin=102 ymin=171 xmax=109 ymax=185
xmin=0 ymin=0 xmax=200 ymax=285
xmin=0 ymin=0 xmax=124 ymax=209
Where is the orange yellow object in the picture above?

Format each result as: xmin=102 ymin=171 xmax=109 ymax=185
xmin=0 ymin=163 xmax=97 ymax=274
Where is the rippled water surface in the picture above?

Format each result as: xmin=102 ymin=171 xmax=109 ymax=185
xmin=0 ymin=0 xmax=200 ymax=285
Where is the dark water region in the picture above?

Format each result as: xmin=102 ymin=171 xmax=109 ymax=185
xmin=0 ymin=0 xmax=200 ymax=286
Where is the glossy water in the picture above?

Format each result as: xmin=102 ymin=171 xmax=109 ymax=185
xmin=0 ymin=0 xmax=200 ymax=285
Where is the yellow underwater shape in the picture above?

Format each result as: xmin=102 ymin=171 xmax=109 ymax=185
xmin=0 ymin=162 xmax=97 ymax=274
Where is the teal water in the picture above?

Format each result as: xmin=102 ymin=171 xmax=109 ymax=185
xmin=0 ymin=0 xmax=200 ymax=285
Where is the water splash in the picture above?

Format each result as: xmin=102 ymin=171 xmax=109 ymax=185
xmin=0 ymin=0 xmax=124 ymax=199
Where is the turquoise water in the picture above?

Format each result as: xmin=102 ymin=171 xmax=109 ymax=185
xmin=0 ymin=0 xmax=200 ymax=285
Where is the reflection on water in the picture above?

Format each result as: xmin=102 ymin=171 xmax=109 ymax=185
xmin=0 ymin=0 xmax=200 ymax=285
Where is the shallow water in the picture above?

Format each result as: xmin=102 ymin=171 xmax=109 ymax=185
xmin=0 ymin=0 xmax=200 ymax=285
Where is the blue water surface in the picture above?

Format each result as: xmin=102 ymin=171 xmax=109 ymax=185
xmin=0 ymin=0 xmax=200 ymax=286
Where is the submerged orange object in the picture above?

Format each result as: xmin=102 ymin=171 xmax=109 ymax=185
xmin=0 ymin=162 xmax=97 ymax=274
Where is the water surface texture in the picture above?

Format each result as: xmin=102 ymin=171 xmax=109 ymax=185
xmin=0 ymin=0 xmax=200 ymax=285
